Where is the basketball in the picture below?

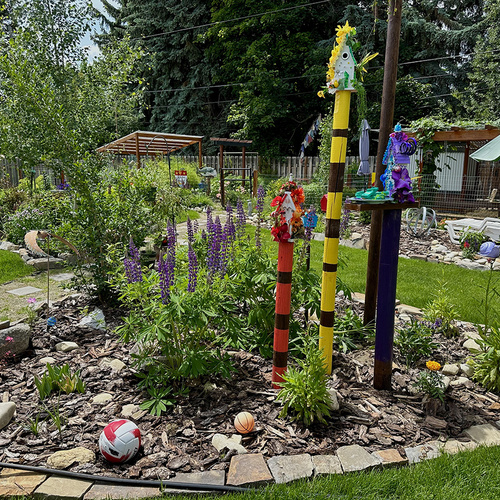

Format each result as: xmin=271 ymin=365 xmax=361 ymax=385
xmin=234 ymin=412 xmax=255 ymax=434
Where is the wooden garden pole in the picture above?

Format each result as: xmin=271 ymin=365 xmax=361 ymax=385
xmin=364 ymin=0 xmax=402 ymax=326
xmin=319 ymin=90 xmax=352 ymax=374
xmin=219 ymin=145 xmax=225 ymax=207
xmin=272 ymin=240 xmax=294 ymax=388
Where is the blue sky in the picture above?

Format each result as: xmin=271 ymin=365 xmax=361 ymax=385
xmin=80 ymin=0 xmax=107 ymax=60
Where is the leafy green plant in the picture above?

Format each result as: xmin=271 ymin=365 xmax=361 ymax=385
xmin=460 ymin=229 xmax=488 ymax=259
xmin=423 ymin=279 xmax=458 ymax=337
xmin=358 ymin=210 xmax=371 ymax=225
xmin=139 ymin=386 xmax=176 ymax=417
xmin=395 ymin=319 xmax=438 ymax=367
xmin=333 ymin=308 xmax=374 ymax=353
xmin=414 ymin=370 xmax=446 ymax=402
xmin=469 ymin=326 xmax=500 ymax=391
xmin=34 ymin=363 xmax=85 ymax=400
xmin=26 ymin=413 xmax=42 ymax=436
xmin=43 ymin=400 xmax=66 ymax=437
xmin=276 ymin=342 xmax=331 ymax=426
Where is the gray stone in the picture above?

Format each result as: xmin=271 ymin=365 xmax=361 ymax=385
xmin=450 ymin=377 xmax=469 ymax=387
xmin=0 ymin=241 xmax=19 ymax=251
xmin=0 ymin=402 xmax=16 ymax=431
xmin=267 ymin=454 xmax=313 ymax=484
xmin=312 ymin=455 xmax=343 ymax=475
xmin=49 ymin=272 xmax=75 ymax=282
xmin=84 ymin=483 xmax=161 ymax=499
xmin=336 ymin=444 xmax=380 ymax=473
xmin=33 ymin=476 xmax=92 ymax=500
xmin=39 ymin=356 xmax=57 ymax=365
xmin=442 ymin=376 xmax=451 ymax=391
xmin=92 ymin=393 xmax=113 ymax=405
xmin=164 ymin=471 xmax=225 ymax=494
xmin=441 ymin=363 xmax=460 ymax=376
xmin=352 ymin=292 xmax=365 ymax=304
xmin=372 ymin=448 xmax=408 ymax=467
xmin=47 ymin=447 xmax=96 ymax=469
xmin=0 ymin=468 xmax=47 ymax=496
xmin=6 ymin=285 xmax=42 ymax=297
xmin=432 ymin=245 xmax=449 ymax=254
xmin=447 ymin=252 xmax=459 ymax=258
xmin=460 ymin=363 xmax=474 ymax=377
xmin=427 ymin=257 xmax=439 ymax=264
xmin=0 ymin=323 xmax=30 ymax=357
xmin=409 ymin=254 xmax=427 ymax=261
xmin=476 ymin=258 xmax=488 ymax=265
xmin=327 ymin=389 xmax=340 ymax=411
xmin=211 ymin=433 xmax=247 ymax=454
xmin=79 ymin=308 xmax=106 ymax=331
xmin=100 ymin=358 xmax=126 ymax=372
xmin=463 ymin=338 xmax=481 ymax=352
xmin=396 ymin=304 xmax=423 ymax=316
xmin=404 ymin=443 xmax=440 ymax=464
xmin=0 ymin=320 xmax=10 ymax=330
xmin=27 ymin=257 xmax=65 ymax=270
xmin=350 ymin=232 xmax=362 ymax=240
xmin=440 ymin=439 xmax=477 ymax=454
xmin=227 ymin=454 xmax=273 ymax=486
xmin=55 ymin=341 xmax=79 ymax=353
xmin=121 ymin=404 xmax=141 ymax=418
xmin=465 ymin=424 xmax=500 ymax=446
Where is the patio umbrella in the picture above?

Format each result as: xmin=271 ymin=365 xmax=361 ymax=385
xmin=357 ymin=119 xmax=371 ymax=176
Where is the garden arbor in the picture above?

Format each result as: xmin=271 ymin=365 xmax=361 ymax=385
xmin=97 ymin=131 xmax=204 ymax=170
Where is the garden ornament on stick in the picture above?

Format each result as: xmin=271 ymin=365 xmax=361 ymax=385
xmin=270 ymin=176 xmax=305 ymax=388
xmin=317 ymin=22 xmax=377 ymax=374
xmin=24 ymin=230 xmax=79 ymax=327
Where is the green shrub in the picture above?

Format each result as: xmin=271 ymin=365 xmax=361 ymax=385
xmin=3 ymin=207 xmax=48 ymax=244
xmin=276 ymin=341 xmax=332 ymax=426
xmin=423 ymin=280 xmax=458 ymax=337
xmin=395 ymin=319 xmax=438 ymax=367
xmin=333 ymin=307 xmax=374 ymax=353
xmin=469 ymin=326 xmax=500 ymax=391
xmin=460 ymin=229 xmax=488 ymax=259
xmin=302 ymin=182 xmax=326 ymax=212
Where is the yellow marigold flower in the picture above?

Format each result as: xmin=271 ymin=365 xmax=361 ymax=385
xmin=317 ymin=91 xmax=325 ymax=98
xmin=426 ymin=361 xmax=441 ymax=371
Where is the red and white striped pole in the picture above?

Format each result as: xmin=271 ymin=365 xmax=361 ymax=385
xmin=272 ymin=240 xmax=294 ymax=388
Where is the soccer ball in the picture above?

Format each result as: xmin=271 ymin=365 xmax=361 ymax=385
xmin=99 ymin=419 xmax=141 ymax=463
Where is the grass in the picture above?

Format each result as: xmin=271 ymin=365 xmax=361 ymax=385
xmin=152 ymin=445 xmax=500 ymax=500
xmin=0 ymin=249 xmax=34 ymax=284
xmin=254 ymin=226 xmax=499 ymax=326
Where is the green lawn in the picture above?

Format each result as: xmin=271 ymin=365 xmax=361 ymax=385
xmin=0 ymin=249 xmax=34 ymax=284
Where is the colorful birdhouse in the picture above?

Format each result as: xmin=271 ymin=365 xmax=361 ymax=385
xmin=326 ymin=23 xmax=358 ymax=93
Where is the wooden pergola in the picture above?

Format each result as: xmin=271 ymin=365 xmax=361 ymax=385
xmin=97 ymin=131 xmax=204 ymax=169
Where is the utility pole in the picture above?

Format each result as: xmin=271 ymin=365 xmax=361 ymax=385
xmin=364 ymin=0 xmax=403 ymax=326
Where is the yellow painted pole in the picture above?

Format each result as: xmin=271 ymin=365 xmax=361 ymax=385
xmin=319 ymin=90 xmax=352 ymax=374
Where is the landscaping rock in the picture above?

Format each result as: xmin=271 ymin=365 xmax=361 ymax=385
xmin=121 ymin=404 xmax=141 ymax=418
xmin=227 ymin=454 xmax=273 ymax=486
xmin=337 ymin=445 xmax=380 ymax=473
xmin=0 ymin=402 xmax=16 ymax=431
xmin=327 ymin=389 xmax=340 ymax=411
xmin=441 ymin=363 xmax=460 ymax=376
xmin=463 ymin=338 xmax=481 ymax=352
xmin=211 ymin=433 xmax=247 ymax=454
xmin=79 ymin=308 xmax=106 ymax=331
xmin=0 ymin=468 xmax=47 ymax=496
xmin=465 ymin=424 xmax=500 ymax=446
xmin=0 ymin=241 xmax=19 ymax=251
xmin=163 ymin=471 xmax=225 ymax=494
xmin=55 ymin=341 xmax=79 ymax=352
xmin=440 ymin=439 xmax=477 ymax=454
xmin=0 ymin=320 xmax=10 ymax=330
xmin=267 ymin=454 xmax=313 ymax=483
xmin=33 ymin=476 xmax=92 ymax=500
xmin=47 ymin=447 xmax=96 ymax=469
xmin=372 ymin=448 xmax=408 ymax=467
xmin=311 ymin=455 xmax=343 ymax=475
xmin=84 ymin=484 xmax=161 ymax=499
xmin=396 ymin=304 xmax=423 ymax=316
xmin=39 ymin=356 xmax=57 ymax=365
xmin=100 ymin=358 xmax=126 ymax=372
xmin=0 ymin=323 xmax=30 ymax=358
xmin=450 ymin=377 xmax=469 ymax=387
xmin=404 ymin=443 xmax=440 ymax=464
xmin=92 ymin=393 xmax=113 ymax=405
xmin=27 ymin=257 xmax=65 ymax=270
xmin=460 ymin=363 xmax=474 ymax=377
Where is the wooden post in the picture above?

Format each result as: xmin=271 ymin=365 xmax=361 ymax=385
xmin=198 ymin=139 xmax=202 ymax=170
xmin=374 ymin=209 xmax=401 ymax=389
xmin=272 ymin=241 xmax=294 ymax=388
xmin=253 ymin=169 xmax=258 ymax=198
xmin=364 ymin=0 xmax=402 ymax=326
xmin=242 ymin=146 xmax=246 ymax=188
xmin=219 ymin=145 xmax=225 ymax=207
xmin=319 ymin=90 xmax=351 ymax=375
xmin=135 ymin=132 xmax=141 ymax=169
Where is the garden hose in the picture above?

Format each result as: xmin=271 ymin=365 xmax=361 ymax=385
xmin=0 ymin=462 xmax=251 ymax=494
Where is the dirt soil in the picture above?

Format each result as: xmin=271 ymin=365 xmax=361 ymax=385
xmin=0 ymin=224 xmax=497 ymax=479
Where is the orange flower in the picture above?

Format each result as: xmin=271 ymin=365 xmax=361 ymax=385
xmin=426 ymin=361 xmax=441 ymax=371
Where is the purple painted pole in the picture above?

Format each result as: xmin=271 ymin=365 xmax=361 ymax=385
xmin=374 ymin=209 xmax=402 ymax=390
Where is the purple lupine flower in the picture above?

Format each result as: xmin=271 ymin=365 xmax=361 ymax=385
xmin=187 ymin=244 xmax=198 ymax=292
xmin=201 ymin=229 xmax=207 ymax=241
xmin=256 ymin=186 xmax=265 ymax=214
xmin=129 ymin=238 xmax=141 ymax=262
xmin=166 ymin=221 xmax=177 ymax=249
xmin=206 ymin=207 xmax=214 ymax=236
xmin=124 ymin=238 xmax=142 ymax=283
xmin=339 ymin=208 xmax=350 ymax=239
xmin=236 ymin=199 xmax=246 ymax=237
xmin=186 ymin=216 xmax=194 ymax=245
xmin=219 ymin=232 xmax=229 ymax=277
xmin=124 ymin=258 xmax=138 ymax=283
xmin=193 ymin=220 xmax=199 ymax=235
xmin=225 ymin=202 xmax=236 ymax=243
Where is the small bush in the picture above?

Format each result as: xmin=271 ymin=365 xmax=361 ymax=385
xmin=423 ymin=279 xmax=458 ymax=337
xmin=469 ymin=326 xmax=500 ymax=391
xmin=34 ymin=363 xmax=85 ymax=400
xmin=395 ymin=319 xmax=438 ymax=367
xmin=460 ymin=229 xmax=488 ymax=259
xmin=333 ymin=308 xmax=374 ymax=353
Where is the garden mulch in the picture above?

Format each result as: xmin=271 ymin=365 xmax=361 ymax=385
xmin=1 ymin=287 xmax=499 ymax=480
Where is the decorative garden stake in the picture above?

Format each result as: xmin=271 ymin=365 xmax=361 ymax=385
xmin=317 ymin=23 xmax=362 ymax=374
xmin=270 ymin=178 xmax=304 ymax=388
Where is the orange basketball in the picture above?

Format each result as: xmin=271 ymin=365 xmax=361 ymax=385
xmin=234 ymin=412 xmax=255 ymax=434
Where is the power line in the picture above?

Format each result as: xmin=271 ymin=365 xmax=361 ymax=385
xmin=127 ymin=0 xmax=331 ymax=43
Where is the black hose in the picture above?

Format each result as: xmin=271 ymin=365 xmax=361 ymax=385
xmin=0 ymin=462 xmax=252 ymax=494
